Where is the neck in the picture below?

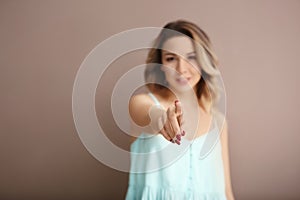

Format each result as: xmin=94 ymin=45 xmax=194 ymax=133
xmin=171 ymin=89 xmax=212 ymax=114
xmin=172 ymin=89 xmax=196 ymax=102
xmin=167 ymin=88 xmax=199 ymax=109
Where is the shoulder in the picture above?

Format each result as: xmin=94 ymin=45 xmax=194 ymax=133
xmin=129 ymin=93 xmax=153 ymax=108
xmin=128 ymin=93 xmax=157 ymax=127
xmin=131 ymin=92 xmax=152 ymax=100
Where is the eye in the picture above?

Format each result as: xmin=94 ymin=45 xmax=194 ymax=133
xmin=165 ymin=57 xmax=175 ymax=62
xmin=188 ymin=55 xmax=196 ymax=60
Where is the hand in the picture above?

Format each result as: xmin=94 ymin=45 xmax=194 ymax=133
xmin=158 ymin=100 xmax=185 ymax=145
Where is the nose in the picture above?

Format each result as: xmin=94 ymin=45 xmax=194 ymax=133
xmin=176 ymin=57 xmax=189 ymax=74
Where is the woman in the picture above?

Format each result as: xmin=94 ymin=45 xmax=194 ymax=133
xmin=125 ymin=19 xmax=235 ymax=200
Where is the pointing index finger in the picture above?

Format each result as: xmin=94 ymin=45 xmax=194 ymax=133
xmin=175 ymin=100 xmax=183 ymax=127
xmin=175 ymin=100 xmax=183 ymax=116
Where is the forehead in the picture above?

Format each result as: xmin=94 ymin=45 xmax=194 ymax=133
xmin=161 ymin=36 xmax=195 ymax=56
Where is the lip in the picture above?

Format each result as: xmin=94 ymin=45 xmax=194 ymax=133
xmin=176 ymin=77 xmax=191 ymax=85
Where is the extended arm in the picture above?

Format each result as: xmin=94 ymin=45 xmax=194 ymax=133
xmin=129 ymin=93 xmax=183 ymax=143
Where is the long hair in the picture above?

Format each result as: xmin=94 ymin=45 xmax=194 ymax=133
xmin=144 ymin=19 xmax=222 ymax=113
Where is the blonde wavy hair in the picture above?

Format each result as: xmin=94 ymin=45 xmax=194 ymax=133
xmin=144 ymin=19 xmax=222 ymax=114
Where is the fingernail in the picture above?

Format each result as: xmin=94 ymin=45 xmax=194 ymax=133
xmin=176 ymin=134 xmax=181 ymax=140
xmin=175 ymin=100 xmax=179 ymax=104
xmin=175 ymin=140 xmax=180 ymax=145
xmin=181 ymin=130 xmax=185 ymax=136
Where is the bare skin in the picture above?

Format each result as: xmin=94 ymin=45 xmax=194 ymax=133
xmin=129 ymin=36 xmax=208 ymax=143
xmin=128 ymin=90 xmax=213 ymax=144
xmin=128 ymin=35 xmax=235 ymax=199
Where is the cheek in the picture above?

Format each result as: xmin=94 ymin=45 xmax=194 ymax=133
xmin=192 ymin=64 xmax=201 ymax=72
xmin=162 ymin=66 xmax=176 ymax=76
xmin=193 ymin=67 xmax=202 ymax=77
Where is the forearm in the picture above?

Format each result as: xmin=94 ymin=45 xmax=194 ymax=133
xmin=130 ymin=104 xmax=166 ymax=135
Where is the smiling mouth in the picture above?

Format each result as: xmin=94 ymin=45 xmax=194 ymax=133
xmin=176 ymin=77 xmax=190 ymax=84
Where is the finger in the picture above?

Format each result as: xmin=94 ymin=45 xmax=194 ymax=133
xmin=162 ymin=109 xmax=175 ymax=139
xmin=175 ymin=100 xmax=183 ymax=116
xmin=158 ymin=115 xmax=172 ymax=142
xmin=159 ymin=127 xmax=172 ymax=142
xmin=175 ymin=100 xmax=186 ymax=137
xmin=167 ymin=106 xmax=181 ymax=141
xmin=165 ymin=119 xmax=175 ymax=139
xmin=177 ymin=113 xmax=183 ymax=127
xmin=174 ymin=138 xmax=181 ymax=145
xmin=178 ymin=117 xmax=185 ymax=137
xmin=181 ymin=129 xmax=186 ymax=136
xmin=175 ymin=100 xmax=184 ymax=128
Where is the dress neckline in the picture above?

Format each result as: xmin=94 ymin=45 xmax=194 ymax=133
xmin=181 ymin=126 xmax=218 ymax=142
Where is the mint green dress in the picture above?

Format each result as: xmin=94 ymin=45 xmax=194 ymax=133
xmin=125 ymin=92 xmax=227 ymax=200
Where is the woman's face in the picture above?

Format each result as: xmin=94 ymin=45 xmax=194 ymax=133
xmin=161 ymin=36 xmax=201 ymax=93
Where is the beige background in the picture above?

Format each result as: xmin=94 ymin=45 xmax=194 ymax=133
xmin=1 ymin=0 xmax=300 ymax=199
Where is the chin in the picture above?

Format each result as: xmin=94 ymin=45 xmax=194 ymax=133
xmin=172 ymin=84 xmax=195 ymax=93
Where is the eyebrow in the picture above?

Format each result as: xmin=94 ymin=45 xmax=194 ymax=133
xmin=162 ymin=51 xmax=196 ymax=56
